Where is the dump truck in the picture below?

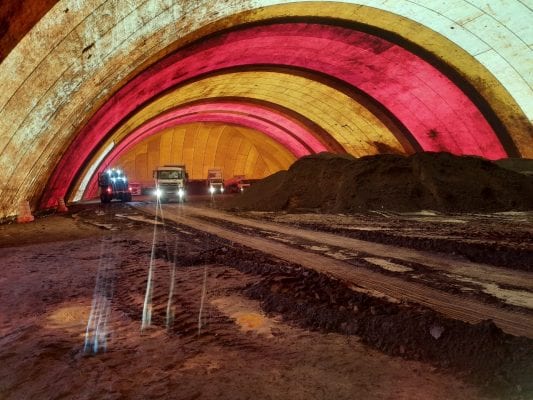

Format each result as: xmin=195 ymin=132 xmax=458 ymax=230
xmin=224 ymin=175 xmax=252 ymax=193
xmin=98 ymin=168 xmax=132 ymax=203
xmin=128 ymin=182 xmax=142 ymax=196
xmin=153 ymin=165 xmax=188 ymax=202
xmin=207 ymin=168 xmax=224 ymax=194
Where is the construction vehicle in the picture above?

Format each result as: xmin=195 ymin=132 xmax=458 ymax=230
xmin=225 ymin=175 xmax=252 ymax=193
xmin=128 ymin=182 xmax=142 ymax=196
xmin=207 ymin=168 xmax=224 ymax=194
xmin=153 ymin=165 xmax=188 ymax=202
xmin=98 ymin=168 xmax=132 ymax=203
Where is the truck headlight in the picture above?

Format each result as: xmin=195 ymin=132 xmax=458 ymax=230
xmin=209 ymin=186 xmax=215 ymax=194
xmin=177 ymin=188 xmax=185 ymax=197
xmin=220 ymin=187 xmax=224 ymax=193
xmin=155 ymin=188 xmax=162 ymax=197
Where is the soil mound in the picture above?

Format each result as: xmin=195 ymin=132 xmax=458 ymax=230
xmin=229 ymin=152 xmax=533 ymax=213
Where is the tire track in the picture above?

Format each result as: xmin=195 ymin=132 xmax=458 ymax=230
xmin=133 ymin=204 xmax=533 ymax=339
xmin=184 ymin=205 xmax=533 ymax=290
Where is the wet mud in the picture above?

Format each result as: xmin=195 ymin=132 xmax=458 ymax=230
xmin=1 ymin=203 xmax=531 ymax=399
xmin=237 ymin=211 xmax=533 ymax=272
xmin=126 ymin=205 xmax=533 ymax=399
xmin=288 ymin=220 xmax=533 ymax=271
xmin=158 ymin=241 xmax=533 ymax=399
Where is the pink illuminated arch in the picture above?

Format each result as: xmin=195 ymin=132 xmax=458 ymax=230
xmin=42 ymin=22 xmax=508 ymax=208
xmin=82 ymin=100 xmax=331 ymax=197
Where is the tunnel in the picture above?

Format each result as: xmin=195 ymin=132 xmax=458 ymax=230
xmin=0 ymin=0 xmax=532 ymax=218
xmin=0 ymin=1 xmax=532 ymax=399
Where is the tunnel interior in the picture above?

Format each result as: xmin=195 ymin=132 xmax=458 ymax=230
xmin=0 ymin=1 xmax=531 ymax=218
xmin=1 ymin=2 xmax=533 ymax=399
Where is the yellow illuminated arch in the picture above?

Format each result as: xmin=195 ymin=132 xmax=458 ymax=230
xmin=71 ymin=70 xmax=406 ymax=199
xmin=114 ymin=122 xmax=295 ymax=185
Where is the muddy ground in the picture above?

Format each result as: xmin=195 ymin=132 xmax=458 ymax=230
xmin=234 ymin=210 xmax=533 ymax=271
xmin=1 ymin=202 xmax=532 ymax=399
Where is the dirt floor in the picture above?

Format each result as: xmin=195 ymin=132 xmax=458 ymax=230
xmin=1 ymin=202 xmax=532 ymax=399
xmin=230 ymin=209 xmax=533 ymax=271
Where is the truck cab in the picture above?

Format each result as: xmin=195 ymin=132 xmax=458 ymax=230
xmin=224 ymin=175 xmax=252 ymax=193
xmin=207 ymin=168 xmax=224 ymax=194
xmin=153 ymin=165 xmax=188 ymax=202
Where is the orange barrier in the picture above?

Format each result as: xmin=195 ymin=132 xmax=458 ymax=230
xmin=57 ymin=197 xmax=68 ymax=213
xmin=17 ymin=200 xmax=34 ymax=223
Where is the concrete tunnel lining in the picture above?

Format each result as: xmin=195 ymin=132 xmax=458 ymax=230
xmin=0 ymin=1 xmax=531 ymax=218
xmin=110 ymin=122 xmax=297 ymax=192
xmin=46 ymin=19 xmax=520 ymax=208
xmin=78 ymin=101 xmax=330 ymax=199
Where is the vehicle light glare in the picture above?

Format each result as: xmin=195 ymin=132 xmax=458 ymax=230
xmin=209 ymin=186 xmax=215 ymax=194
xmin=155 ymin=188 xmax=162 ymax=197
xmin=177 ymin=188 xmax=185 ymax=197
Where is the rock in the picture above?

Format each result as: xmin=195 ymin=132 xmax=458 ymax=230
xmin=430 ymin=324 xmax=445 ymax=340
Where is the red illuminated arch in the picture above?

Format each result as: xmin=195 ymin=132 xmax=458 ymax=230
xmin=82 ymin=100 xmax=335 ymax=197
xmin=42 ymin=22 xmax=508 ymax=207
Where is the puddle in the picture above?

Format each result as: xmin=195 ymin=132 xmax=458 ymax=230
xmin=45 ymin=304 xmax=89 ymax=333
xmin=448 ymin=275 xmax=533 ymax=309
xmin=348 ymin=284 xmax=400 ymax=304
xmin=494 ymin=211 xmax=530 ymax=216
xmin=402 ymin=210 xmax=439 ymax=216
xmin=116 ymin=214 xmax=162 ymax=225
xmin=364 ymin=257 xmax=413 ymax=273
xmin=303 ymin=245 xmax=330 ymax=252
xmin=92 ymin=223 xmax=117 ymax=230
xmin=334 ymin=226 xmax=392 ymax=231
xmin=270 ymin=236 xmax=295 ymax=244
xmin=325 ymin=251 xmax=352 ymax=260
xmin=211 ymin=296 xmax=279 ymax=337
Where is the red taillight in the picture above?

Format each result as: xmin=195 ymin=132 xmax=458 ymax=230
xmin=128 ymin=187 xmax=132 ymax=192
xmin=107 ymin=187 xmax=112 ymax=193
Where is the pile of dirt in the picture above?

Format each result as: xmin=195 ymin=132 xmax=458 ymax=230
xmin=229 ymin=152 xmax=533 ymax=213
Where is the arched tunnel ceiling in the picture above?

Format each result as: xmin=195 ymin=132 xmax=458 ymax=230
xmin=0 ymin=0 xmax=58 ymax=61
xmin=83 ymin=122 xmax=296 ymax=199
xmin=0 ymin=1 xmax=532 ymax=218
xmin=43 ymin=19 xmax=531 ymax=207
xmin=74 ymin=100 xmax=331 ymax=201
xmin=74 ymin=69 xmax=407 ymax=193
